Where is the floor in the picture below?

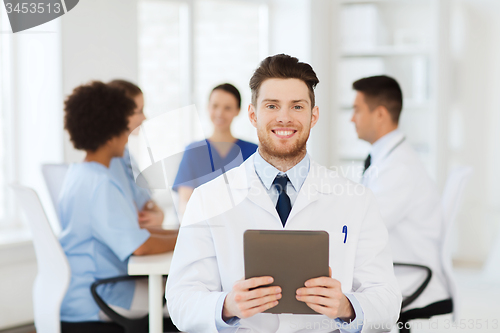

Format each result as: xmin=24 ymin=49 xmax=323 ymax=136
xmin=0 ymin=324 xmax=35 ymax=333
xmin=392 ymin=268 xmax=500 ymax=333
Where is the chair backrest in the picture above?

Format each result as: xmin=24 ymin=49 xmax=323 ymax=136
xmin=41 ymin=164 xmax=69 ymax=213
xmin=440 ymin=166 xmax=473 ymax=319
xmin=11 ymin=184 xmax=71 ymax=333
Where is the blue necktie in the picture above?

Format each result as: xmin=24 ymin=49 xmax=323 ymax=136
xmin=363 ymin=154 xmax=371 ymax=174
xmin=273 ymin=175 xmax=291 ymax=226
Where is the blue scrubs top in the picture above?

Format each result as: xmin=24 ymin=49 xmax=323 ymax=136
xmin=109 ymin=147 xmax=151 ymax=211
xmin=58 ymin=162 xmax=150 ymax=322
xmin=172 ymin=139 xmax=258 ymax=191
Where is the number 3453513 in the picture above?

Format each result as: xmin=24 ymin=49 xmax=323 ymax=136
xmin=5 ymin=2 xmax=62 ymax=14
xmin=444 ymin=319 xmax=498 ymax=330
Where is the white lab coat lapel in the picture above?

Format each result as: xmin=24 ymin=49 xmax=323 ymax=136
xmin=226 ymin=156 xmax=332 ymax=228
xmin=363 ymin=131 xmax=405 ymax=186
xmin=227 ymin=155 xmax=283 ymax=227
xmin=287 ymin=161 xmax=330 ymax=224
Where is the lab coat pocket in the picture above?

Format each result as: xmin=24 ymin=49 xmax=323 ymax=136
xmin=329 ymin=232 xmax=353 ymax=291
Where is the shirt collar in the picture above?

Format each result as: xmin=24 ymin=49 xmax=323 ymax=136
xmin=122 ymin=145 xmax=130 ymax=160
xmin=253 ymin=149 xmax=310 ymax=192
xmin=370 ymin=128 xmax=404 ymax=163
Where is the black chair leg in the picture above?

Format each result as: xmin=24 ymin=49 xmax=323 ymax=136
xmin=163 ymin=317 xmax=180 ymax=332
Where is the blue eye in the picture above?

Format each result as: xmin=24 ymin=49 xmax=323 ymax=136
xmin=294 ymin=105 xmax=303 ymax=110
xmin=267 ymin=105 xmax=276 ymax=109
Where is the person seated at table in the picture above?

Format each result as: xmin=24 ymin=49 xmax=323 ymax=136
xmin=107 ymin=79 xmax=164 ymax=228
xmin=172 ymin=83 xmax=258 ymax=215
xmin=59 ymin=81 xmax=177 ymax=323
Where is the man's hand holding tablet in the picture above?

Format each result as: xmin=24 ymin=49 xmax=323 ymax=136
xmin=222 ymin=276 xmax=282 ymax=321
xmin=296 ymin=267 xmax=356 ymax=322
xmin=222 ymin=269 xmax=355 ymax=323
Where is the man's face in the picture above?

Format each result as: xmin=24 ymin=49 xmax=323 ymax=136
xmin=249 ymin=78 xmax=319 ymax=159
xmin=351 ymin=92 xmax=378 ymax=144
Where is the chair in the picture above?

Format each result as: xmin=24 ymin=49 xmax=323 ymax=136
xmin=11 ymin=185 xmax=177 ymax=333
xmin=41 ymin=163 xmax=69 ymax=213
xmin=396 ymin=166 xmax=473 ymax=332
xmin=11 ymin=184 xmax=71 ymax=333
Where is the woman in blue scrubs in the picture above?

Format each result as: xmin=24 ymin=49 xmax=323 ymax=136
xmin=59 ymin=81 xmax=177 ymax=322
xmin=107 ymin=80 xmax=164 ymax=227
xmin=173 ymin=83 xmax=258 ymax=215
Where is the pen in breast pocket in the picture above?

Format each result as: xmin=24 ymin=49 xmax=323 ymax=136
xmin=342 ymin=225 xmax=347 ymax=243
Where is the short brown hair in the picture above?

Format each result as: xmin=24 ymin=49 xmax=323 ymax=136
xmin=108 ymin=79 xmax=143 ymax=99
xmin=249 ymin=54 xmax=319 ymax=107
xmin=64 ymin=81 xmax=135 ymax=152
xmin=353 ymin=75 xmax=403 ymax=124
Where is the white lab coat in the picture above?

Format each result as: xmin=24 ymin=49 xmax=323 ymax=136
xmin=167 ymin=155 xmax=402 ymax=333
xmin=361 ymin=130 xmax=451 ymax=311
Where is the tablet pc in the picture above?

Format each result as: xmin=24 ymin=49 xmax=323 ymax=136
xmin=244 ymin=229 xmax=329 ymax=314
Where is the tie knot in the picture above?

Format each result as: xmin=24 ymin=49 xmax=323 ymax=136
xmin=273 ymin=175 xmax=289 ymax=194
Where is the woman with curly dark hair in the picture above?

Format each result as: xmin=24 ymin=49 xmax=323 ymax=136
xmin=59 ymin=81 xmax=177 ymax=323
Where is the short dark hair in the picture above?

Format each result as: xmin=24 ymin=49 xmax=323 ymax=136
xmin=64 ymin=81 xmax=136 ymax=152
xmin=211 ymin=83 xmax=241 ymax=109
xmin=108 ymin=79 xmax=143 ymax=99
xmin=249 ymin=54 xmax=319 ymax=107
xmin=352 ymin=75 xmax=403 ymax=124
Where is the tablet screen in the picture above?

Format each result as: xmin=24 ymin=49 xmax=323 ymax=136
xmin=244 ymin=229 xmax=329 ymax=314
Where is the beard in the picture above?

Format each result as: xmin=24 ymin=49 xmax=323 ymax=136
xmin=257 ymin=123 xmax=310 ymax=160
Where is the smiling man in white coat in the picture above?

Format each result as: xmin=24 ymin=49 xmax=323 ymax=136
xmin=351 ymin=75 xmax=453 ymax=322
xmin=167 ymin=55 xmax=402 ymax=333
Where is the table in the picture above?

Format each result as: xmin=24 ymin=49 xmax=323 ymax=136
xmin=128 ymin=251 xmax=174 ymax=333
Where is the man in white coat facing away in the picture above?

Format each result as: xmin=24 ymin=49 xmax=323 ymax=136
xmin=167 ymin=55 xmax=402 ymax=333
xmin=351 ymin=76 xmax=452 ymax=320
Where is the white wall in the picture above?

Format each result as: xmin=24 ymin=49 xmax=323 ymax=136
xmin=308 ymin=0 xmax=336 ymax=167
xmin=0 ymin=242 xmax=36 ymax=330
xmin=448 ymin=0 xmax=500 ymax=264
xmin=61 ymin=0 xmax=139 ymax=163
xmin=268 ymin=0 xmax=311 ymax=62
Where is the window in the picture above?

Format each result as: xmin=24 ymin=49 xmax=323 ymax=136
xmin=138 ymin=0 xmax=268 ymax=146
xmin=193 ymin=0 xmax=268 ymax=142
xmin=0 ymin=16 xmax=63 ymax=233
xmin=138 ymin=0 xmax=187 ymax=117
